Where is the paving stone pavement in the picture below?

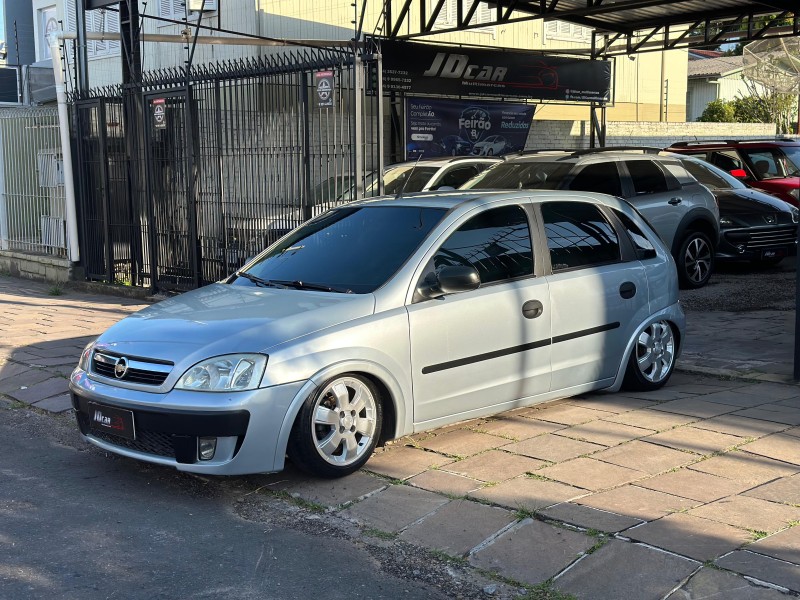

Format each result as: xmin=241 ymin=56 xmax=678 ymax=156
xmin=4 ymin=273 xmax=800 ymax=599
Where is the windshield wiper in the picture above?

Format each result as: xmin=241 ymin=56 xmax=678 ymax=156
xmin=235 ymin=272 xmax=286 ymax=288
xmin=269 ymin=279 xmax=352 ymax=293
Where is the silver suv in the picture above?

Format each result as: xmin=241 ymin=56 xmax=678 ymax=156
xmin=463 ymin=148 xmax=720 ymax=288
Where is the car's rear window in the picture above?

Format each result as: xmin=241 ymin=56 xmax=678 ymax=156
xmin=463 ymin=161 xmax=572 ymax=190
xmin=234 ymin=206 xmax=446 ymax=294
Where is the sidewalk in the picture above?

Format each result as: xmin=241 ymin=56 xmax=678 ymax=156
xmin=2 ymin=274 xmax=800 ymax=599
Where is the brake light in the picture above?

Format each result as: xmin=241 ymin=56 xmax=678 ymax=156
xmin=729 ymin=169 xmax=747 ymax=178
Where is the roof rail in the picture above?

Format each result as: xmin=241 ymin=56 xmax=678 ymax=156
xmin=667 ymin=138 xmax=799 ymax=147
xmin=568 ymin=146 xmax=664 ymax=156
xmin=508 ymin=148 xmax=572 ymax=158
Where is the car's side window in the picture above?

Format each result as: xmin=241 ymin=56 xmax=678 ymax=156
xmin=708 ymin=151 xmax=744 ymax=172
xmin=542 ymin=202 xmax=621 ymax=271
xmin=431 ymin=205 xmax=533 ymax=285
xmin=436 ymin=165 xmax=480 ymax=189
xmin=566 ymin=162 xmax=623 ymax=197
xmin=613 ymin=210 xmax=656 ymax=259
xmin=744 ymin=150 xmax=780 ymax=178
xmin=624 ymin=159 xmax=672 ymax=195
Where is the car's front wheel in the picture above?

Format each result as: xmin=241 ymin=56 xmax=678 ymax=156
xmin=288 ymin=374 xmax=382 ymax=478
xmin=677 ymin=231 xmax=714 ymax=289
xmin=623 ymin=320 xmax=677 ymax=391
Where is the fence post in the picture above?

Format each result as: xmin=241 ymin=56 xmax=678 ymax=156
xmin=301 ymin=73 xmax=312 ymax=221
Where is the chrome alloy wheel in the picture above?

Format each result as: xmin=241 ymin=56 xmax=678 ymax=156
xmin=683 ymin=236 xmax=712 ymax=285
xmin=312 ymin=376 xmax=378 ymax=467
xmin=635 ymin=321 xmax=675 ymax=384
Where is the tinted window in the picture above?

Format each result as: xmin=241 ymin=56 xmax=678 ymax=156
xmin=464 ymin=161 xmax=573 ymax=190
xmin=432 ymin=205 xmax=533 ymax=284
xmin=436 ymin=165 xmax=480 ymax=188
xmin=614 ymin=210 xmax=656 ymax=256
xmin=625 ymin=160 xmax=670 ymax=195
xmin=567 ymin=162 xmax=623 ymax=196
xmin=365 ymin=166 xmax=439 ymax=196
xmin=679 ymin=159 xmax=739 ymax=190
xmin=542 ymin=202 xmax=620 ymax=271
xmin=234 ymin=206 xmax=446 ymax=294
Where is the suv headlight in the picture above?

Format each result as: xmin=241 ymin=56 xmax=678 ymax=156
xmin=792 ymin=206 xmax=799 ymax=224
xmin=176 ymin=354 xmax=268 ymax=392
xmin=77 ymin=341 xmax=95 ymax=370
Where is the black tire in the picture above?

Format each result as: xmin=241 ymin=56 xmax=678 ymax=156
xmin=486 ymin=149 xmax=494 ymax=156
xmin=622 ymin=320 xmax=677 ymax=391
xmin=288 ymin=373 xmax=383 ymax=478
xmin=677 ymin=231 xmax=714 ymax=289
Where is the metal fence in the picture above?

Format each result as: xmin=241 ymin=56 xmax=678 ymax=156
xmin=71 ymin=48 xmax=382 ymax=292
xmin=0 ymin=107 xmax=68 ymax=258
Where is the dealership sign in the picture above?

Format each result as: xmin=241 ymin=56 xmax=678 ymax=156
xmin=406 ymin=97 xmax=535 ymax=160
xmin=382 ymin=40 xmax=611 ymax=102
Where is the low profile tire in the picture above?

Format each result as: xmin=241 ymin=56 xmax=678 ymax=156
xmin=622 ymin=320 xmax=677 ymax=391
xmin=677 ymin=231 xmax=714 ymax=289
xmin=288 ymin=374 xmax=382 ymax=478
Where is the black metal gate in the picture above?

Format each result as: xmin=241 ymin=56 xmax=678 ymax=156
xmin=71 ymin=49 xmax=381 ymax=292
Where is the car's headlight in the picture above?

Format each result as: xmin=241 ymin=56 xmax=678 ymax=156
xmin=719 ymin=215 xmax=735 ymax=228
xmin=77 ymin=341 xmax=95 ymax=370
xmin=789 ymin=188 xmax=800 ymax=202
xmin=175 ymin=354 xmax=268 ymax=392
xmin=792 ymin=206 xmax=800 ymax=224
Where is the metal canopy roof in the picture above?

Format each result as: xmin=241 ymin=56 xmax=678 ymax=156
xmin=384 ymin=0 xmax=799 ymax=57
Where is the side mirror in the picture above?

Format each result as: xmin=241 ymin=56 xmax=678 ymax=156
xmin=418 ymin=265 xmax=481 ymax=299
xmin=729 ymin=168 xmax=748 ymax=179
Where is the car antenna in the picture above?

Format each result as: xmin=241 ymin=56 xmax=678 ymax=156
xmin=395 ymin=153 xmax=423 ymax=200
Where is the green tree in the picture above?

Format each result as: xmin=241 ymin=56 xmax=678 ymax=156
xmin=698 ymin=99 xmax=736 ymax=122
xmin=732 ymin=95 xmax=771 ymax=122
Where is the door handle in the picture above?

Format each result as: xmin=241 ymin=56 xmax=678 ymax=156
xmin=522 ymin=300 xmax=544 ymax=319
xmin=619 ymin=282 xmax=636 ymax=299
xmin=668 ymin=197 xmax=682 ymax=205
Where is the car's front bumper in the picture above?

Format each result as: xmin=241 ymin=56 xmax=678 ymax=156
xmin=70 ymin=369 xmax=307 ymax=475
xmin=717 ymin=225 xmax=797 ymax=261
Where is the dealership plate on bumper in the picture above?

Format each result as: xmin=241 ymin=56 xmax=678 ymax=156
xmin=88 ymin=402 xmax=136 ymax=441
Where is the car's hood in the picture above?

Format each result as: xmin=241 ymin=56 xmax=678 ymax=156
xmin=716 ymin=187 xmax=793 ymax=215
xmin=94 ymin=283 xmax=375 ymax=362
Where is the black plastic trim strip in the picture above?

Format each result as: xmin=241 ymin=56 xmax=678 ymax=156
xmin=422 ymin=322 xmax=620 ymax=375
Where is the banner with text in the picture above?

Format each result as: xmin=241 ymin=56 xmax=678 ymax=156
xmin=406 ymin=97 xmax=535 ymax=160
xmin=383 ymin=40 xmax=610 ymax=102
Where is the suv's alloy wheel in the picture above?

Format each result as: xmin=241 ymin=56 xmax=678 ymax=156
xmin=678 ymin=231 xmax=714 ymax=289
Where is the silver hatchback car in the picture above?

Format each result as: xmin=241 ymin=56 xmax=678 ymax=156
xmin=70 ymin=191 xmax=685 ymax=478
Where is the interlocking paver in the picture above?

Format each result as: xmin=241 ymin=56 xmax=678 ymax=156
xmin=473 ymin=416 xmax=563 ymax=440
xmin=0 ymin=368 xmax=53 ymax=394
xmin=733 ymin=407 xmax=800 ymax=426
xmin=538 ymin=457 xmax=644 ymax=491
xmin=689 ymin=452 xmax=799 ymax=485
xmin=636 ymin=469 xmax=749 ymax=503
xmin=416 ymin=429 xmax=507 ymax=457
xmin=567 ymin=394 xmax=657 ymax=414
xmin=502 ymin=433 xmax=604 ymax=462
xmin=442 ymin=450 xmax=547 ymax=483
xmin=469 ymin=476 xmax=585 ymax=511
xmin=651 ymin=398 xmax=740 ymax=418
xmin=399 ymin=500 xmax=515 ymax=557
xmin=688 ymin=495 xmax=800 ymax=533
xmin=605 ymin=409 xmax=697 ymax=431
xmin=626 ymin=513 xmax=752 ymax=561
xmin=592 ymin=440 xmax=696 ymax=474
xmin=407 ymin=469 xmax=483 ymax=496
xmin=523 ymin=404 xmax=611 ymax=426
xmin=716 ymin=550 xmax=800 ymax=593
xmin=555 ymin=539 xmax=698 ymax=600
xmin=470 ymin=519 xmax=593 ymax=585
xmin=365 ymin=445 xmax=454 ymax=480
xmin=643 ymin=426 xmax=743 ymax=455
xmin=9 ymin=377 xmax=69 ymax=404
xmin=342 ymin=484 xmax=449 ymax=533
xmin=539 ymin=503 xmax=643 ymax=533
xmin=692 ymin=414 xmax=788 ymax=438
xmin=32 ymin=394 xmax=73 ymax=413
xmin=697 ymin=389 xmax=779 ymax=408
xmin=737 ymin=382 xmax=800 ymax=401
xmin=555 ymin=420 xmax=654 ymax=447
xmin=749 ymin=526 xmax=800 ymax=564
xmin=740 ymin=433 xmax=800 ymax=466
xmin=270 ymin=471 xmax=386 ymax=508
xmin=577 ymin=485 xmax=697 ymax=520
xmin=745 ymin=474 xmax=800 ymax=505
xmin=665 ymin=567 xmax=790 ymax=600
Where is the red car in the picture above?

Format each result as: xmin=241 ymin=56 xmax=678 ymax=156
xmin=666 ymin=139 xmax=800 ymax=206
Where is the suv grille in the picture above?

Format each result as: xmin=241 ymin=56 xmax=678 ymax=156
xmin=92 ymin=351 xmax=172 ymax=386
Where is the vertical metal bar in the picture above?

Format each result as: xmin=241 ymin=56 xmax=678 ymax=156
xmin=375 ymin=45 xmax=385 ymax=196
xmin=301 ymin=73 xmax=312 ymax=221
xmin=353 ymin=47 xmax=364 ymax=198
xmin=142 ymin=93 xmax=159 ymax=293
xmin=184 ymin=85 xmax=201 ymax=288
xmin=214 ymin=79 xmax=227 ymax=275
xmin=97 ymin=101 xmax=114 ymax=282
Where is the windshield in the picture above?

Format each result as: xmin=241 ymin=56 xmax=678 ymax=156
xmin=679 ymin=158 xmax=744 ymax=191
xmin=463 ymin=161 xmax=572 ymax=190
xmin=363 ymin=166 xmax=439 ymax=197
xmin=231 ymin=206 xmax=446 ymax=294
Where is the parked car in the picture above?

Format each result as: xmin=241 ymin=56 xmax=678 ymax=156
xmin=341 ymin=156 xmax=499 ymax=200
xmin=440 ymin=135 xmax=473 ymax=156
xmin=70 ymin=190 xmax=684 ymax=478
xmin=674 ymin=155 xmax=799 ymax=265
xmin=665 ymin=139 xmax=800 ymax=206
xmin=462 ymin=148 xmax=720 ymax=289
xmin=472 ymin=135 xmax=507 ymax=156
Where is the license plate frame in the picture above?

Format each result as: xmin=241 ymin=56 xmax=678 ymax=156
xmin=761 ymin=248 xmax=787 ymax=260
xmin=87 ymin=402 xmax=136 ymax=441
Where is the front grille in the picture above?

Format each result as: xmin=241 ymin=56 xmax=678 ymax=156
xmin=92 ymin=428 xmax=176 ymax=458
xmin=92 ymin=351 xmax=172 ymax=386
xmin=725 ymin=226 xmax=797 ymax=250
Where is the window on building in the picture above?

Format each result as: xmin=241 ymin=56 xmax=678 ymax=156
xmin=544 ymin=20 xmax=592 ymax=43
xmin=159 ymin=0 xmax=187 ymax=21
xmin=431 ymin=0 xmax=496 ymax=34
xmin=38 ymin=6 xmax=59 ymax=61
xmin=64 ymin=6 xmax=121 ymax=59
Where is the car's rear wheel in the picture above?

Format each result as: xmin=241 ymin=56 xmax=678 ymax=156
xmin=288 ymin=374 xmax=382 ymax=478
xmin=677 ymin=231 xmax=714 ymax=289
xmin=623 ymin=320 xmax=676 ymax=391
